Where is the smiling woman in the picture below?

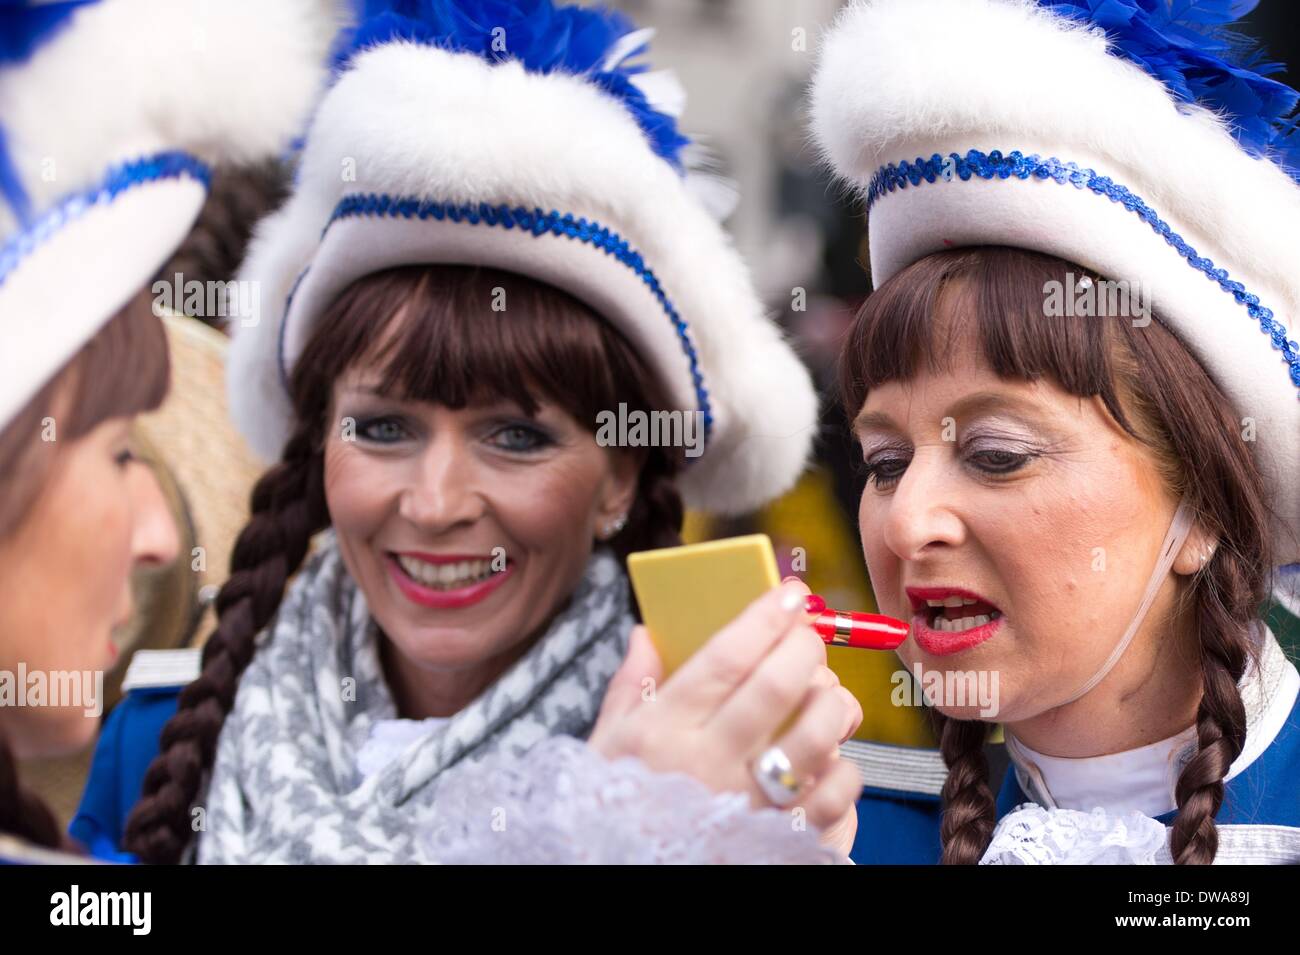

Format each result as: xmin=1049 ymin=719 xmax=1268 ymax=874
xmin=116 ymin=0 xmax=859 ymax=865
xmin=303 ymin=264 xmax=682 ymax=719
xmin=119 ymin=264 xmax=699 ymax=863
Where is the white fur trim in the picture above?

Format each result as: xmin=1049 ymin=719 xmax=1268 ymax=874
xmin=810 ymin=0 xmax=1300 ymax=563
xmin=0 ymin=0 xmax=345 ymax=430
xmin=0 ymin=0 xmax=344 ymax=233
xmin=230 ymin=41 xmax=817 ymax=514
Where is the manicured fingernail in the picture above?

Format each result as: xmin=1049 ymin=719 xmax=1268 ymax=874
xmin=805 ymin=594 xmax=826 ymax=614
xmin=782 ymin=575 xmax=801 ymax=584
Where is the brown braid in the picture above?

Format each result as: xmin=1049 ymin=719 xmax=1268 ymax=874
xmin=161 ymin=161 xmax=289 ymax=331
xmin=610 ymin=448 xmax=684 ymax=565
xmin=0 ymin=733 xmax=64 ymax=850
xmin=613 ymin=450 xmax=684 ymax=621
xmin=121 ymin=423 xmax=329 ymax=863
xmin=1167 ymin=546 xmax=1254 ymax=864
xmin=932 ymin=713 xmax=996 ymax=865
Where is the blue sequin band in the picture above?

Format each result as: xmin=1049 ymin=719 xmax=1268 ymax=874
xmin=866 ymin=148 xmax=1300 ymax=396
xmin=280 ymin=194 xmax=714 ymax=444
xmin=0 ymin=151 xmax=211 ymax=290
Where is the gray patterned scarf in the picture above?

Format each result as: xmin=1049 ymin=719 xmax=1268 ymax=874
xmin=196 ymin=532 xmax=633 ymax=863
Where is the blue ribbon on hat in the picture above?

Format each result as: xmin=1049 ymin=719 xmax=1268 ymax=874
xmin=0 ymin=150 xmax=211 ymax=289
xmin=280 ymin=193 xmax=716 ymax=448
xmin=866 ymin=148 xmax=1300 ymax=396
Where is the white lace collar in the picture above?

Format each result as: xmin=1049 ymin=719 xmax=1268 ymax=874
xmin=1006 ymin=622 xmax=1299 ymax=817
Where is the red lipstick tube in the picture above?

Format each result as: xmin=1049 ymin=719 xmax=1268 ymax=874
xmin=805 ymin=594 xmax=909 ymax=650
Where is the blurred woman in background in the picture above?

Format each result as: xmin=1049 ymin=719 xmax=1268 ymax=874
xmin=0 ymin=0 xmax=343 ymax=859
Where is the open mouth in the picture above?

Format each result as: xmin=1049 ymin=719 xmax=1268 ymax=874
xmin=920 ymin=595 xmax=1003 ymax=633
xmin=905 ymin=586 xmax=1005 ymax=654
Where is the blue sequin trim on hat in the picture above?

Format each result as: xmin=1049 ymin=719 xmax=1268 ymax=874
xmin=279 ymin=194 xmax=714 ymax=446
xmin=865 ymin=148 xmax=1300 ymax=397
xmin=0 ymin=150 xmax=211 ymax=290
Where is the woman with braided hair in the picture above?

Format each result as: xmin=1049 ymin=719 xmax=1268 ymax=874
xmin=810 ymin=0 xmax=1300 ymax=864
xmin=110 ymin=0 xmax=864 ymax=864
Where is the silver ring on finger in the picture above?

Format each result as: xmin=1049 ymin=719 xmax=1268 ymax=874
xmin=751 ymin=745 xmax=801 ymax=807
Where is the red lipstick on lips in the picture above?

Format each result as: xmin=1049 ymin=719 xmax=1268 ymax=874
xmin=905 ymin=585 xmax=1004 ymax=656
xmin=386 ymin=551 xmax=513 ymax=609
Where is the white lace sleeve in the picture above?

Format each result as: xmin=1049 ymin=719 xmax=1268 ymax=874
xmin=421 ymin=736 xmax=845 ymax=864
xmin=979 ymin=803 xmax=1173 ymax=865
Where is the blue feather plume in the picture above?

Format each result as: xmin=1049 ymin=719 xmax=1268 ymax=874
xmin=1037 ymin=1 xmax=1300 ymax=180
xmin=0 ymin=1 xmax=101 ymax=225
xmin=332 ymin=0 xmax=690 ymax=169
xmin=0 ymin=0 xmax=99 ymax=66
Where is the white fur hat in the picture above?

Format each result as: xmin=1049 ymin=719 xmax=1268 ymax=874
xmin=227 ymin=0 xmax=818 ymax=516
xmin=811 ymin=0 xmax=1300 ymax=566
xmin=0 ymin=0 xmax=346 ymax=433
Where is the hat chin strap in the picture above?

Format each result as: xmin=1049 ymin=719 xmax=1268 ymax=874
xmin=1055 ymin=495 xmax=1196 ymax=708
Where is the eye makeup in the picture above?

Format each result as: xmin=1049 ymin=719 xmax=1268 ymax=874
xmin=857 ymin=414 xmax=1055 ymax=489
